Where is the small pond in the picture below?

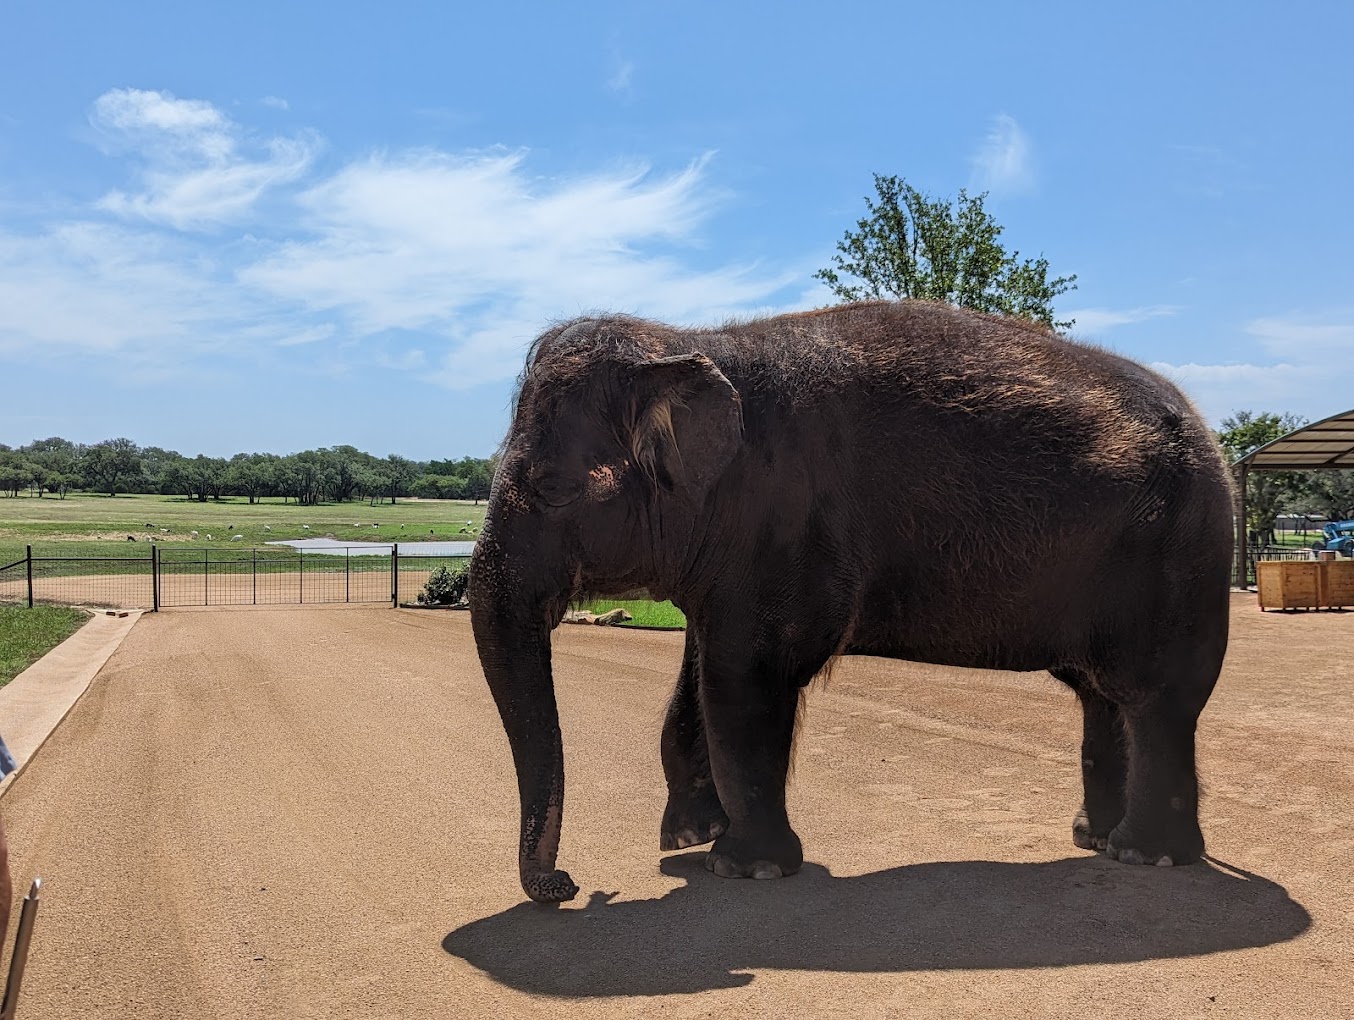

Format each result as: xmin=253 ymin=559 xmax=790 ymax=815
xmin=266 ymin=538 xmax=477 ymax=557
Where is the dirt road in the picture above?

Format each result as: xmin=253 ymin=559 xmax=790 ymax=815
xmin=0 ymin=596 xmax=1349 ymax=1017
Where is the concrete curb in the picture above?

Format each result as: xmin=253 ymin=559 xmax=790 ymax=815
xmin=0 ymin=609 xmax=143 ymax=798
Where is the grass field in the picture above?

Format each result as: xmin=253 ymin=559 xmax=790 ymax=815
xmin=0 ymin=492 xmax=687 ymax=623
xmin=0 ymin=492 xmax=487 ymax=566
xmin=581 ymin=598 xmax=686 ymax=629
xmin=0 ymin=604 xmax=90 ymax=686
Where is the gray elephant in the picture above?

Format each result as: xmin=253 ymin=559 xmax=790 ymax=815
xmin=469 ymin=300 xmax=1232 ymax=903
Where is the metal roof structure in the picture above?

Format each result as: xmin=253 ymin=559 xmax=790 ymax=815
xmin=1230 ymin=408 xmax=1354 ymax=588
xmin=1235 ymin=408 xmax=1354 ymax=470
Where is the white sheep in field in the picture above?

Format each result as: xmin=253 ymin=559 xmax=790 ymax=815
xmin=160 ymin=527 xmax=169 ymax=533
xmin=303 ymin=525 xmax=310 ymax=530
xmin=263 ymin=525 xmax=271 ymax=532
xmin=231 ymin=535 xmax=243 ymax=542
xmin=206 ymin=535 xmax=213 ymax=541
xmin=190 ymin=530 xmax=199 ymax=538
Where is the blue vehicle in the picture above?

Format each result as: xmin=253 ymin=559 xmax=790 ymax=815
xmin=1312 ymin=520 xmax=1354 ymax=556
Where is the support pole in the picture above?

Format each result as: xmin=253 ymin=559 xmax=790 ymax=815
xmin=1234 ymin=462 xmax=1250 ymax=589
xmin=391 ymin=543 xmax=399 ymax=607
xmin=25 ymin=546 xmax=32 ymax=609
xmin=151 ymin=545 xmax=159 ymax=612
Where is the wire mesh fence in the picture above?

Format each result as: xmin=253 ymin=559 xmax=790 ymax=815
xmin=0 ymin=545 xmax=471 ymax=610
xmin=5 ymin=540 xmax=1329 ymax=607
xmin=1236 ymin=544 xmax=1335 ymax=587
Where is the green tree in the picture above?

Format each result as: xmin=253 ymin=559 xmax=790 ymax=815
xmin=225 ymin=455 xmax=271 ymax=504
xmin=1296 ymin=471 xmax=1354 ymax=524
xmin=1217 ymin=411 xmax=1307 ymax=546
xmin=815 ymin=174 xmax=1078 ymax=330
xmin=0 ymin=452 xmax=36 ymax=497
xmin=82 ymin=438 xmax=142 ymax=496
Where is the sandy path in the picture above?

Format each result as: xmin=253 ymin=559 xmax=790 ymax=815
xmin=0 ymin=594 xmax=1349 ymax=1017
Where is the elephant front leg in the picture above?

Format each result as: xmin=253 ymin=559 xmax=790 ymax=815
xmin=660 ymin=630 xmax=729 ymax=851
xmin=698 ymin=640 xmax=805 ymax=881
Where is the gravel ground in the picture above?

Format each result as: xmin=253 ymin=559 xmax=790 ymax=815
xmin=0 ymin=594 xmax=1349 ymax=1018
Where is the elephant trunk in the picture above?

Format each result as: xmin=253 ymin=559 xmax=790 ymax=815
xmin=469 ymin=528 xmax=579 ymax=904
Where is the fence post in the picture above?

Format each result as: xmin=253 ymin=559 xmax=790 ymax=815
xmin=392 ymin=542 xmax=399 ymax=607
xmin=203 ymin=548 xmax=208 ymax=606
xmin=253 ymin=548 xmax=257 ymax=605
xmin=346 ymin=547 xmax=350 ymax=603
xmin=26 ymin=545 xmax=33 ymax=609
xmin=299 ymin=549 xmax=304 ymax=605
xmin=151 ymin=544 xmax=159 ymax=612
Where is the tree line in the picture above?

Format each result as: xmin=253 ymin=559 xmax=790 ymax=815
xmin=0 ymin=438 xmax=495 ymax=505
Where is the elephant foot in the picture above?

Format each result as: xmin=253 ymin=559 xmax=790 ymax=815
xmin=1072 ymin=806 xmax=1120 ymax=852
xmin=660 ymin=787 xmax=729 ymax=852
xmin=1104 ymin=818 xmax=1203 ymax=868
xmin=521 ymin=868 xmax=579 ymax=903
xmin=704 ymin=825 xmax=803 ymax=881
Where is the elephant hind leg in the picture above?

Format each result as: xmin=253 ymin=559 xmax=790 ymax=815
xmin=1060 ymin=635 xmax=1221 ymax=867
xmin=1052 ymin=667 xmax=1128 ymax=852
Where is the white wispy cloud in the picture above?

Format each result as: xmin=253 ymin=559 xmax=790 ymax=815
xmin=90 ymin=87 xmax=316 ymax=230
xmin=1064 ymin=304 xmax=1180 ymax=335
xmin=1150 ymin=313 xmax=1354 ymax=423
xmin=608 ymin=59 xmax=635 ymax=92
xmin=240 ymin=150 xmax=794 ymax=387
xmin=971 ymin=114 xmax=1033 ymax=194
xmin=0 ymin=90 xmax=799 ymax=391
xmin=1246 ymin=314 xmax=1354 ymax=356
xmin=261 ymin=96 xmax=290 ymax=110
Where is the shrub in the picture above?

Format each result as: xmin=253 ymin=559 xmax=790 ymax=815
xmin=417 ymin=564 xmax=470 ymax=606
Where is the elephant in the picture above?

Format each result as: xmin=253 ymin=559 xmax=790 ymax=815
xmin=468 ymin=299 xmax=1233 ymax=904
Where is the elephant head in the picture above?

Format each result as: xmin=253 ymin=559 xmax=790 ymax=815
xmin=468 ymin=318 xmax=743 ymax=902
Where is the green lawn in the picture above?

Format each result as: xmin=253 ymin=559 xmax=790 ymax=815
xmin=0 ymin=492 xmax=488 ymax=566
xmin=0 ymin=605 xmax=90 ymax=687
xmin=581 ymin=598 xmax=686 ymax=629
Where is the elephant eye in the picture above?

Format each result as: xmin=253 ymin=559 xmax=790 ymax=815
xmin=530 ymin=471 xmax=583 ymax=507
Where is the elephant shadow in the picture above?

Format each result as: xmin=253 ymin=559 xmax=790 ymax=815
xmin=443 ymin=853 xmax=1311 ymax=997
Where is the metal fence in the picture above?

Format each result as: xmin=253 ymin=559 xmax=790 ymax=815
xmin=0 ymin=541 xmax=1338 ymax=610
xmin=0 ymin=545 xmax=470 ymax=611
xmin=1235 ymin=545 xmax=1322 ymax=587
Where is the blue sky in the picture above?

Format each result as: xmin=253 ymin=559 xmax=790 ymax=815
xmin=2 ymin=1 xmax=1352 ymax=459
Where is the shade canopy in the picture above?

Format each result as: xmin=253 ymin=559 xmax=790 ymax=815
xmin=1235 ymin=409 xmax=1354 ymax=470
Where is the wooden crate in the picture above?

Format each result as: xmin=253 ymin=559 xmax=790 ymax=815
xmin=1256 ymin=560 xmax=1321 ymax=610
xmin=1319 ymin=560 xmax=1354 ymax=609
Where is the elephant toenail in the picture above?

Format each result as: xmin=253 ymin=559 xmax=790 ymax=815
xmin=675 ymin=828 xmax=702 ymax=848
xmin=1155 ymin=855 xmax=1174 ymax=867
xmin=711 ymin=856 xmax=742 ymax=878
xmin=751 ymin=863 xmax=783 ymax=880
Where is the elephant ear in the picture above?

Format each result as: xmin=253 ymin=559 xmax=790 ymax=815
xmin=627 ymin=353 xmax=743 ymax=502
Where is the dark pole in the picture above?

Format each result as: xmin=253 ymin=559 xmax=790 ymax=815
xmin=253 ymin=548 xmax=257 ymax=606
xmin=299 ymin=549 xmax=304 ymax=605
xmin=151 ymin=544 xmax=159 ymax=612
xmin=1234 ymin=462 xmax=1250 ymax=589
xmin=25 ymin=545 xmax=32 ymax=609
xmin=346 ymin=547 xmax=350 ymax=603
xmin=203 ymin=547 xmax=208 ymax=606
xmin=391 ymin=542 xmax=399 ymax=607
